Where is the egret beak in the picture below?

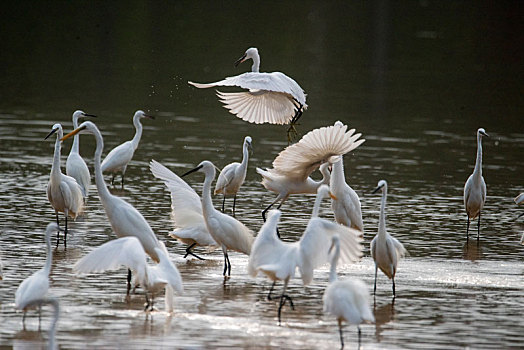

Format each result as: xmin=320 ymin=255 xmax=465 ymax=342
xmin=44 ymin=128 xmax=59 ymax=140
xmin=518 ymin=212 xmax=524 ymax=219
xmin=372 ymin=184 xmax=384 ymax=194
xmin=182 ymin=164 xmax=203 ymax=177
xmin=61 ymin=125 xmax=86 ymax=142
xmin=480 ymin=130 xmax=489 ymax=137
xmin=144 ymin=114 xmax=155 ymax=120
xmin=234 ymin=53 xmax=247 ymax=67
xmin=82 ymin=113 xmax=97 ymax=118
xmin=247 ymin=142 xmax=253 ymax=155
xmin=329 ymin=192 xmax=337 ymax=200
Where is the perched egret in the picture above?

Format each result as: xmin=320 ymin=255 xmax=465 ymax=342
xmin=248 ymin=185 xmax=363 ymax=324
xmin=214 ymin=136 xmax=252 ymax=216
xmin=101 ymin=110 xmax=154 ymax=187
xmin=464 ymin=128 xmax=489 ymax=240
xmin=61 ymin=121 xmax=168 ymax=299
xmin=15 ymin=223 xmax=59 ymax=324
xmin=188 ymin=47 xmax=307 ymax=140
xmin=183 ymin=161 xmax=254 ymax=276
xmin=65 ymin=110 xmax=97 ymax=198
xmin=74 ymin=236 xmax=183 ymax=311
xmin=149 ymin=159 xmax=219 ymax=260
xmin=330 ymin=158 xmax=363 ymax=231
xmin=257 ymin=121 xmax=365 ymax=221
xmin=371 ymin=180 xmax=406 ymax=298
xmin=45 ymin=124 xmax=84 ymax=247
xmin=323 ymin=235 xmax=374 ymax=349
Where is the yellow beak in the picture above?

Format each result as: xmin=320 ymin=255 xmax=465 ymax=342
xmin=329 ymin=192 xmax=337 ymax=200
xmin=60 ymin=125 xmax=86 ymax=141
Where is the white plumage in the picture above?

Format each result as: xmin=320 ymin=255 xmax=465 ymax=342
xmin=189 ymin=47 xmax=307 ymax=126
xmin=248 ymin=185 xmax=363 ymax=323
xmin=330 ymin=157 xmax=363 ymax=231
xmin=101 ymin=110 xmax=154 ymax=187
xmin=370 ymin=180 xmax=406 ymax=297
xmin=66 ymin=110 xmax=96 ymax=198
xmin=257 ymin=121 xmax=365 ymax=220
xmin=323 ymin=235 xmax=374 ymax=348
xmin=463 ymin=128 xmax=489 ymax=240
xmin=515 ymin=193 xmax=524 ymax=205
xmin=183 ymin=160 xmax=254 ymax=276
xmin=45 ymin=124 xmax=84 ymax=247
xmin=149 ymin=159 xmax=219 ymax=260
xmin=74 ymin=236 xmax=183 ymax=311
xmin=214 ymin=136 xmax=252 ymax=215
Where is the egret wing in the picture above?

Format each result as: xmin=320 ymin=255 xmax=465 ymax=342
xmin=515 ymin=192 xmax=524 ymax=205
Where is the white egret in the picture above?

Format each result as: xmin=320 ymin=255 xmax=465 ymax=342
xmin=101 ymin=110 xmax=154 ymax=187
xmin=323 ymin=235 xmax=374 ymax=348
xmin=371 ymin=180 xmax=406 ymax=297
xmin=248 ymin=185 xmax=363 ymax=324
xmin=214 ymin=136 xmax=252 ymax=216
xmin=330 ymin=158 xmax=363 ymax=231
xmin=149 ymin=159 xmax=219 ymax=260
xmin=74 ymin=236 xmax=183 ymax=311
xmin=61 ymin=121 xmax=167 ymax=299
xmin=464 ymin=128 xmax=489 ymax=240
xmin=15 ymin=223 xmax=59 ymax=324
xmin=45 ymin=124 xmax=84 ymax=247
xmin=257 ymin=121 xmax=365 ymax=221
xmin=182 ymin=160 xmax=254 ymax=276
xmin=65 ymin=110 xmax=97 ymax=198
xmin=188 ymin=47 xmax=307 ymax=140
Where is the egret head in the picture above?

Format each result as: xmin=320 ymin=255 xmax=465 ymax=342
xmin=372 ymin=179 xmax=388 ymax=194
xmin=477 ymin=128 xmax=489 ymax=137
xmin=317 ymin=184 xmax=337 ymax=200
xmin=45 ymin=124 xmax=63 ymax=140
xmin=60 ymin=121 xmax=98 ymax=141
xmin=134 ymin=110 xmax=155 ymax=121
xmin=235 ymin=47 xmax=259 ymax=67
xmin=182 ymin=160 xmax=216 ymax=178
xmin=244 ymin=136 xmax=253 ymax=152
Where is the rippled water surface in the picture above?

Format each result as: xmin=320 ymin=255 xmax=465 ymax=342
xmin=1 ymin=1 xmax=523 ymax=349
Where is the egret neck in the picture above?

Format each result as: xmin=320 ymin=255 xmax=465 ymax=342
xmin=328 ymin=238 xmax=340 ymax=283
xmin=378 ymin=185 xmax=388 ymax=237
xmin=473 ymin=131 xmax=483 ymax=181
xmin=131 ymin=114 xmax=144 ymax=151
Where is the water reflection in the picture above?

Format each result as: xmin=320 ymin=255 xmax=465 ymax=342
xmin=462 ymin=240 xmax=483 ymax=261
xmin=373 ymin=301 xmax=395 ymax=342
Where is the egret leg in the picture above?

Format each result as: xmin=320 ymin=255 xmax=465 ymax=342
xmin=267 ymin=281 xmax=276 ymax=300
xmin=357 ymin=325 xmax=361 ymax=348
xmin=183 ymin=243 xmax=205 ymax=260
xmin=121 ymin=172 xmax=125 ymax=189
xmin=277 ymin=281 xmax=294 ymax=325
xmin=233 ymin=195 xmax=237 ymax=217
xmin=22 ymin=311 xmax=27 ymax=329
xmin=64 ymin=215 xmax=68 ymax=248
xmin=338 ymin=319 xmax=344 ymax=349
xmin=373 ymin=264 xmax=378 ymax=295
xmin=466 ymin=217 xmax=470 ymax=241
xmin=55 ymin=213 xmax=60 ymax=247
xmin=127 ymin=269 xmax=132 ymax=296
xmin=144 ymin=292 xmax=150 ymax=311
xmin=392 ymin=277 xmax=396 ymax=298
xmin=222 ymin=251 xmax=231 ymax=276
xmin=110 ymin=174 xmax=115 ymax=186
xmin=477 ymin=213 xmax=481 ymax=240
xmin=38 ymin=305 xmax=42 ymax=329
xmin=221 ymin=196 xmax=226 ymax=213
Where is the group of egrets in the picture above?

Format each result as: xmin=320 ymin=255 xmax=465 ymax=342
xmin=10 ymin=47 xmax=518 ymax=349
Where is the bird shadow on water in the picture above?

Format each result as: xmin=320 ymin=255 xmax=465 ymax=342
xmin=462 ymin=239 xmax=483 ymax=261
xmin=13 ymin=329 xmax=46 ymax=349
xmin=373 ymin=300 xmax=395 ymax=343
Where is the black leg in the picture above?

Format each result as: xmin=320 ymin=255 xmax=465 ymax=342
xmin=267 ymin=281 xmax=276 ymax=300
xmin=144 ymin=292 xmax=150 ymax=311
xmin=56 ymin=213 xmax=60 ymax=247
xmin=477 ymin=213 xmax=481 ymax=240
xmin=357 ymin=325 xmax=361 ymax=348
xmin=277 ymin=294 xmax=295 ymax=325
xmin=374 ymin=264 xmax=378 ymax=295
xmin=222 ymin=196 xmax=226 ymax=213
xmin=466 ymin=217 xmax=470 ymax=241
xmin=127 ymin=269 xmax=132 ymax=295
xmin=111 ymin=174 xmax=115 ymax=186
xmin=226 ymin=252 xmax=231 ymax=276
xmin=64 ymin=215 xmax=68 ymax=248
xmin=392 ymin=276 xmax=396 ymax=298
xmin=338 ymin=320 xmax=344 ymax=349
xmin=183 ymin=243 xmax=205 ymax=260
xmin=233 ymin=195 xmax=237 ymax=217
xmin=121 ymin=172 xmax=125 ymax=189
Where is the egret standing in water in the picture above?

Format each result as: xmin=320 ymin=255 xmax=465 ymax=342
xmin=74 ymin=236 xmax=183 ymax=311
xmin=257 ymin=121 xmax=365 ymax=221
xmin=15 ymin=223 xmax=59 ymax=324
xmin=61 ymin=122 xmax=176 ymax=310
xmin=45 ymin=124 xmax=84 ymax=247
xmin=248 ymin=185 xmax=363 ymax=324
xmin=66 ymin=110 xmax=97 ymax=199
xmin=189 ymin=47 xmax=307 ymax=140
xmin=150 ymin=159 xmax=219 ymax=260
xmin=101 ymin=110 xmax=154 ymax=187
xmin=323 ymin=235 xmax=374 ymax=349
xmin=464 ymin=128 xmax=489 ymax=240
xmin=183 ymin=160 xmax=254 ymax=277
xmin=371 ymin=180 xmax=406 ymax=298
xmin=214 ymin=136 xmax=252 ymax=216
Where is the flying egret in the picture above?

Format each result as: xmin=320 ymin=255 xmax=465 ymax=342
xmin=182 ymin=160 xmax=254 ymax=277
xmin=248 ymin=185 xmax=363 ymax=324
xmin=463 ymin=128 xmax=489 ymax=240
xmin=61 ymin=122 xmax=171 ymax=302
xmin=74 ymin=236 xmax=183 ymax=311
xmin=45 ymin=124 xmax=84 ymax=247
xmin=323 ymin=235 xmax=374 ymax=349
xmin=214 ymin=136 xmax=252 ymax=216
xmin=149 ymin=159 xmax=219 ymax=260
xmin=101 ymin=110 xmax=154 ymax=187
xmin=65 ymin=110 xmax=97 ymax=198
xmin=257 ymin=121 xmax=365 ymax=221
xmin=15 ymin=223 xmax=59 ymax=324
xmin=371 ymin=180 xmax=406 ymax=298
xmin=188 ymin=47 xmax=307 ymax=140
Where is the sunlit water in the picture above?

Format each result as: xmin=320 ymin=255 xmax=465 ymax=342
xmin=1 ymin=1 xmax=523 ymax=349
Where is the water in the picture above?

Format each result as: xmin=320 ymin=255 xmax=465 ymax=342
xmin=1 ymin=1 xmax=523 ymax=349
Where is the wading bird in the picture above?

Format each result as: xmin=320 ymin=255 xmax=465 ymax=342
xmin=214 ymin=136 xmax=252 ymax=216
xmin=330 ymin=157 xmax=363 ymax=231
xmin=248 ymin=185 xmax=363 ymax=324
xmin=323 ymin=235 xmax=374 ymax=349
xmin=45 ymin=124 xmax=84 ymax=246
xmin=61 ymin=122 xmax=175 ymax=307
xmin=371 ymin=180 xmax=406 ymax=298
xmin=150 ymin=159 xmax=219 ymax=260
xmin=464 ymin=128 xmax=489 ymax=240
xmin=101 ymin=110 xmax=154 ymax=187
xmin=257 ymin=121 xmax=365 ymax=221
xmin=15 ymin=223 xmax=59 ymax=324
xmin=74 ymin=236 xmax=183 ymax=311
xmin=66 ymin=110 xmax=96 ymax=198
xmin=183 ymin=161 xmax=254 ymax=277
xmin=188 ymin=47 xmax=307 ymax=141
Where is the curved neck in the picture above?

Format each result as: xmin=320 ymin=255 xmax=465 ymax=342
xmin=51 ymin=133 xmax=63 ymax=177
xmin=48 ymin=298 xmax=60 ymax=350
xmin=240 ymin=143 xmax=250 ymax=169
xmin=251 ymin=54 xmax=260 ymax=73
xmin=473 ymin=133 xmax=483 ymax=178
xmin=131 ymin=117 xmax=143 ymax=150
xmin=92 ymin=128 xmax=112 ymax=202
xmin=378 ymin=188 xmax=387 ymax=236
xmin=331 ymin=159 xmax=345 ymax=188
xmin=43 ymin=231 xmax=53 ymax=275
xmin=71 ymin=117 xmax=80 ymax=153
xmin=311 ymin=192 xmax=325 ymax=218
xmin=328 ymin=242 xmax=340 ymax=283
xmin=201 ymin=169 xmax=216 ymax=216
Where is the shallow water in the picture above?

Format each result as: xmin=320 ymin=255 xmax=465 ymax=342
xmin=1 ymin=1 xmax=523 ymax=349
